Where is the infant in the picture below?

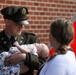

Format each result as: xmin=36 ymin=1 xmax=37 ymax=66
xmin=12 ymin=41 xmax=49 ymax=59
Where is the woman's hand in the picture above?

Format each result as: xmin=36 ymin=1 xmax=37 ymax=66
xmin=5 ymin=52 xmax=26 ymax=66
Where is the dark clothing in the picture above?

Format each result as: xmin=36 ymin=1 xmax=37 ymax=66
xmin=0 ymin=30 xmax=45 ymax=75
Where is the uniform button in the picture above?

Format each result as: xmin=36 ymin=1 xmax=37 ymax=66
xmin=1 ymin=38 xmax=4 ymax=40
xmin=4 ymin=41 xmax=7 ymax=44
xmin=21 ymin=37 xmax=24 ymax=39
xmin=20 ymin=41 xmax=22 ymax=43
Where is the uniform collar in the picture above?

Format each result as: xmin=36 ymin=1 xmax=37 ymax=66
xmin=4 ymin=30 xmax=17 ymax=40
xmin=4 ymin=31 xmax=11 ymax=39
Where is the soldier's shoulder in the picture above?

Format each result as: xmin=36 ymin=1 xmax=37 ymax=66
xmin=22 ymin=31 xmax=37 ymax=36
xmin=0 ymin=30 xmax=4 ymax=37
xmin=0 ymin=30 xmax=2 ymax=34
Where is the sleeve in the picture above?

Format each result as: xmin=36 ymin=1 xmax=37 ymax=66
xmin=24 ymin=53 xmax=46 ymax=70
xmin=9 ymin=47 xmax=20 ymax=53
xmin=23 ymin=32 xmax=40 ymax=44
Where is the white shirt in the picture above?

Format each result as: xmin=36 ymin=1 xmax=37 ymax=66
xmin=39 ymin=51 xmax=76 ymax=75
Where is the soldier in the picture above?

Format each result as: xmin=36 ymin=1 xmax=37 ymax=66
xmin=0 ymin=6 xmax=46 ymax=75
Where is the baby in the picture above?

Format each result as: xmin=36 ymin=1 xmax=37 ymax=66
xmin=12 ymin=41 xmax=49 ymax=59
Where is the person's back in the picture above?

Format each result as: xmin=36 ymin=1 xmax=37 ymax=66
xmin=49 ymin=50 xmax=76 ymax=75
xmin=65 ymin=51 xmax=76 ymax=75
xmin=39 ymin=50 xmax=76 ymax=75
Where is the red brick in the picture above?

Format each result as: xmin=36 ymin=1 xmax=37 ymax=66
xmin=0 ymin=0 xmax=76 ymax=45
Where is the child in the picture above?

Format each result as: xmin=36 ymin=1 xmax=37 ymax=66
xmin=12 ymin=41 xmax=49 ymax=59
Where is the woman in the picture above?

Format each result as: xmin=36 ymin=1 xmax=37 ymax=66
xmin=38 ymin=18 xmax=76 ymax=75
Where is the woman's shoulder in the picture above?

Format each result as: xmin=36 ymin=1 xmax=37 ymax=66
xmin=49 ymin=50 xmax=76 ymax=66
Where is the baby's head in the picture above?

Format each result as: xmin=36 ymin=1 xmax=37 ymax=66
xmin=35 ymin=43 xmax=49 ymax=58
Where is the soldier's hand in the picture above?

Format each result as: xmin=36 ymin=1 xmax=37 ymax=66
xmin=5 ymin=52 xmax=26 ymax=66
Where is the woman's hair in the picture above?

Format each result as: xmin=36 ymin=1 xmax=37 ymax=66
xmin=48 ymin=18 xmax=74 ymax=61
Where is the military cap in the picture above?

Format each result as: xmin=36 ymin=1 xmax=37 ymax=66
xmin=0 ymin=6 xmax=29 ymax=25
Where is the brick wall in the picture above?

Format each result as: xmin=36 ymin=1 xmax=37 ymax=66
xmin=0 ymin=0 xmax=76 ymax=44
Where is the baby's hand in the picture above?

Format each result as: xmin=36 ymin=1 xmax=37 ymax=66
xmin=13 ymin=41 xmax=19 ymax=46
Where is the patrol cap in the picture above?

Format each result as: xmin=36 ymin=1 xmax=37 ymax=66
xmin=0 ymin=6 xmax=29 ymax=25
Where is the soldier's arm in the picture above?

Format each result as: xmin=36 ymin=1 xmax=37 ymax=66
xmin=24 ymin=53 xmax=46 ymax=70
